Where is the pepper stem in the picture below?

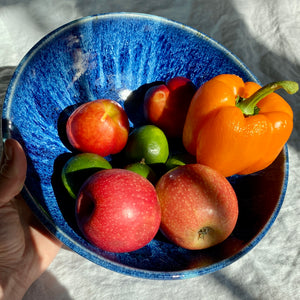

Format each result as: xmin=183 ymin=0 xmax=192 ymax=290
xmin=236 ymin=80 xmax=298 ymax=116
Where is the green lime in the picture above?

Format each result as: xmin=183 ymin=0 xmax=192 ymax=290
xmin=124 ymin=125 xmax=169 ymax=164
xmin=61 ymin=153 xmax=112 ymax=199
xmin=166 ymin=153 xmax=196 ymax=170
xmin=125 ymin=160 xmax=157 ymax=184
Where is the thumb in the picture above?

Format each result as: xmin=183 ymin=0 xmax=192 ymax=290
xmin=0 ymin=139 xmax=27 ymax=206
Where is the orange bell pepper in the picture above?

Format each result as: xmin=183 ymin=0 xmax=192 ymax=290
xmin=182 ymin=74 xmax=298 ymax=177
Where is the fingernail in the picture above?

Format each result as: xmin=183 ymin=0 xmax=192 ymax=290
xmin=4 ymin=140 xmax=13 ymax=161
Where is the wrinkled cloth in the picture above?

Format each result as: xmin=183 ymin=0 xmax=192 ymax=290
xmin=0 ymin=0 xmax=299 ymax=299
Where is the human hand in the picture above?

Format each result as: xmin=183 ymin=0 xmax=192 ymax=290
xmin=0 ymin=139 xmax=62 ymax=300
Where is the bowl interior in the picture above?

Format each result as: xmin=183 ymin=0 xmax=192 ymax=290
xmin=1 ymin=13 xmax=288 ymax=279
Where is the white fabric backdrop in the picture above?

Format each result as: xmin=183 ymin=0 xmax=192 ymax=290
xmin=0 ymin=0 xmax=299 ymax=299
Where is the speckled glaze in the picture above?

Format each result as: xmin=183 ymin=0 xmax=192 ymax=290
xmin=2 ymin=13 xmax=288 ymax=280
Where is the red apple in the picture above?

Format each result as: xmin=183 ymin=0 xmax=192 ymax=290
xmin=156 ymin=164 xmax=238 ymax=250
xmin=76 ymin=169 xmax=161 ymax=253
xmin=66 ymin=99 xmax=129 ymax=156
xmin=144 ymin=76 xmax=196 ymax=137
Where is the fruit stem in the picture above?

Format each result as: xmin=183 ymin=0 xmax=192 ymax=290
xmin=236 ymin=80 xmax=298 ymax=116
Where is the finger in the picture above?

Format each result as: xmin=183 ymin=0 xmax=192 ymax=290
xmin=0 ymin=139 xmax=27 ymax=206
xmin=14 ymin=194 xmax=63 ymax=248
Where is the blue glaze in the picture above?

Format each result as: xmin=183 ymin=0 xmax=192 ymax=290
xmin=2 ymin=13 xmax=287 ymax=280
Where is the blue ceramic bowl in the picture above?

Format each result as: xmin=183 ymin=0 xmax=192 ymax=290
xmin=2 ymin=13 xmax=288 ymax=280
